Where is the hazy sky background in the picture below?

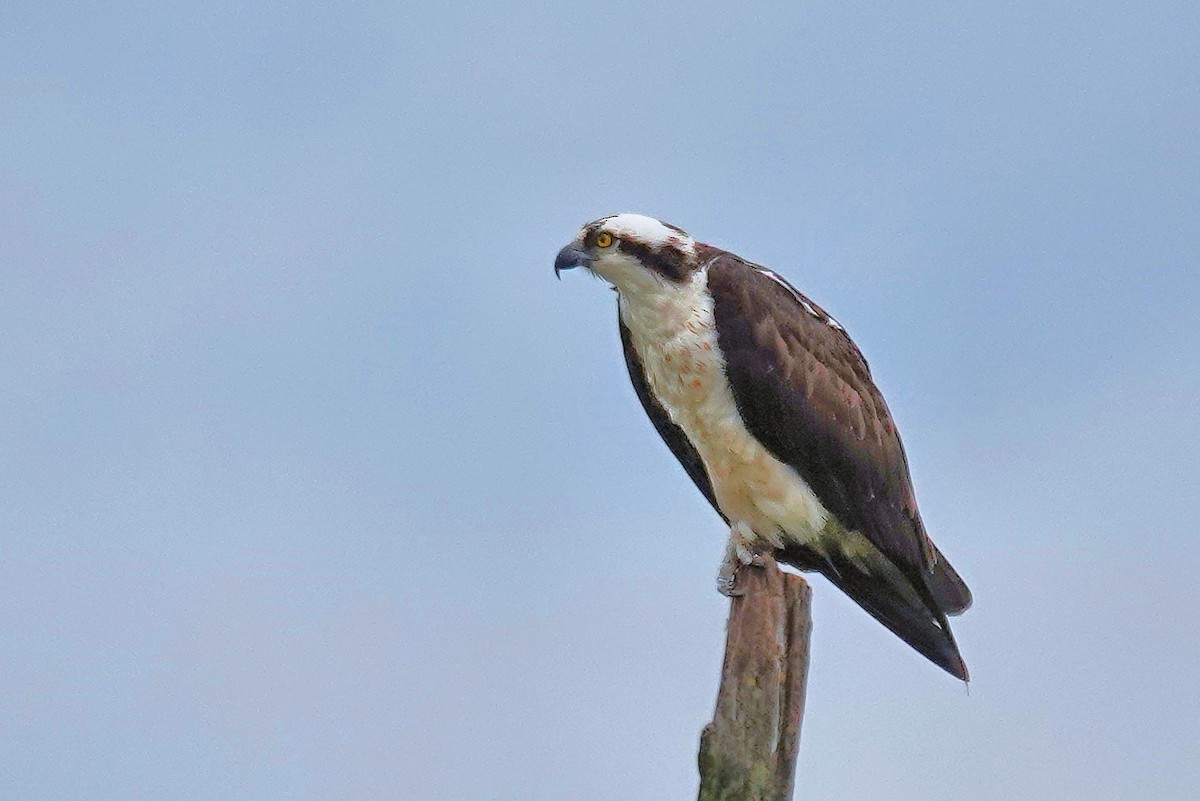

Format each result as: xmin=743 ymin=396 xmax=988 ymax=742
xmin=2 ymin=2 xmax=1198 ymax=799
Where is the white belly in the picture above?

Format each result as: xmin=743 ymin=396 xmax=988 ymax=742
xmin=619 ymin=269 xmax=831 ymax=549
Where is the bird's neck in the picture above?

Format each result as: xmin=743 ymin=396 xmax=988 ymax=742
xmin=618 ymin=268 xmax=712 ymax=344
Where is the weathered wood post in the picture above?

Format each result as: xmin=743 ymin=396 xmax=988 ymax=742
xmin=697 ymin=556 xmax=812 ymax=801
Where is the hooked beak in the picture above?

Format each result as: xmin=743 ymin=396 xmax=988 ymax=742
xmin=554 ymin=243 xmax=591 ymax=279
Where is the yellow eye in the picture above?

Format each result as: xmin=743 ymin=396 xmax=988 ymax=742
xmin=594 ymin=231 xmax=614 ymax=248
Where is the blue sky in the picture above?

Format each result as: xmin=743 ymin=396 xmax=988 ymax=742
xmin=2 ymin=2 xmax=1198 ymax=799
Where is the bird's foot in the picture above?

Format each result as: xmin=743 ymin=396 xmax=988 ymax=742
xmin=715 ymin=569 xmax=743 ymax=597
xmin=716 ymin=523 xmax=768 ymax=597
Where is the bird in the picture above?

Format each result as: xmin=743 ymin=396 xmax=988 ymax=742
xmin=554 ymin=213 xmax=972 ymax=680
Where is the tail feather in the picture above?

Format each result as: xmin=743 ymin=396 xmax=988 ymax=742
xmin=928 ymin=543 xmax=973 ymax=616
xmin=780 ymin=543 xmax=969 ymax=681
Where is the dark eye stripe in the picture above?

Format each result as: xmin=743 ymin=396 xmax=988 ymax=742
xmin=618 ymin=239 xmax=690 ymax=281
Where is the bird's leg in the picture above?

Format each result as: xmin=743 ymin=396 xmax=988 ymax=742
xmin=716 ymin=521 xmax=768 ymax=597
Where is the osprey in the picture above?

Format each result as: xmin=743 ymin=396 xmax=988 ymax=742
xmin=555 ymin=213 xmax=972 ymax=679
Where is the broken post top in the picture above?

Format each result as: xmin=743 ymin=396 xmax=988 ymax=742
xmin=699 ymin=557 xmax=812 ymax=801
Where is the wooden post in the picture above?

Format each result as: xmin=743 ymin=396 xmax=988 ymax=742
xmin=697 ymin=556 xmax=812 ymax=801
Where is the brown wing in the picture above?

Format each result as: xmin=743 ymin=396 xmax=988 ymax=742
xmin=705 ymin=249 xmax=971 ymax=616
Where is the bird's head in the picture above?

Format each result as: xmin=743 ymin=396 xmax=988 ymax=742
xmin=554 ymin=213 xmax=699 ymax=296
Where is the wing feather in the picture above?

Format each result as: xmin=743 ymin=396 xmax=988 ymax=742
xmin=705 ymin=250 xmax=971 ymax=615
